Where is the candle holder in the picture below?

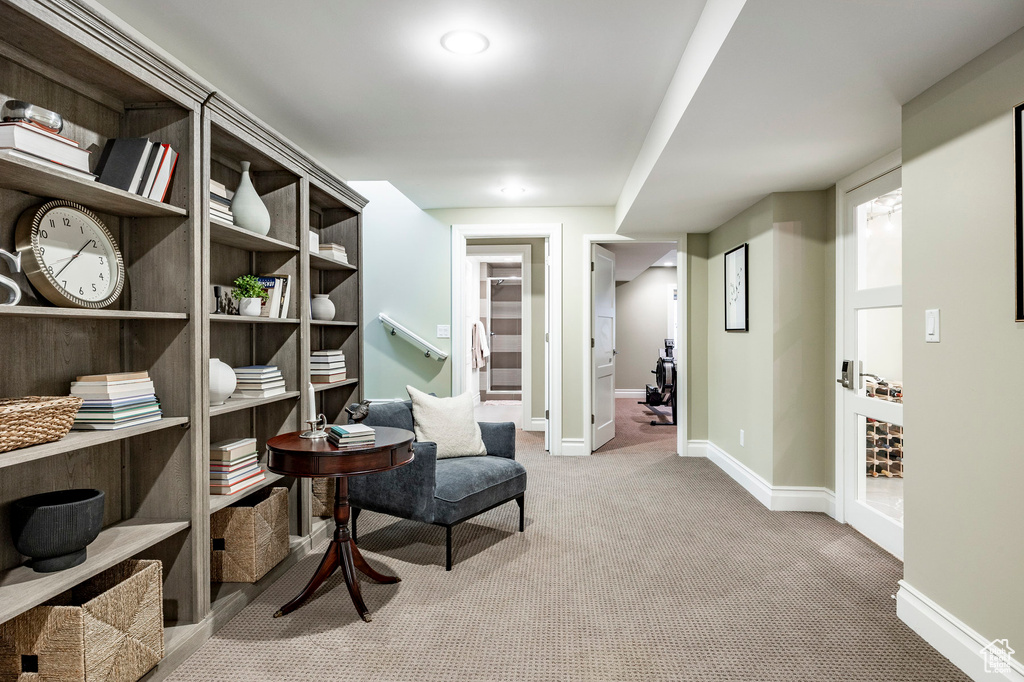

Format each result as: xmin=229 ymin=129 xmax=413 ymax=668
xmin=300 ymin=414 xmax=328 ymax=440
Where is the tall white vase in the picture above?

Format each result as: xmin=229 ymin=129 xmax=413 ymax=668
xmin=209 ymin=358 xmax=236 ymax=406
xmin=231 ymin=161 xmax=271 ymax=236
xmin=311 ymin=294 xmax=336 ymax=321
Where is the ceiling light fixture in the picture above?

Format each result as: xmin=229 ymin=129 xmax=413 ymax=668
xmin=441 ymin=30 xmax=490 ymax=55
xmin=500 ymin=186 xmax=527 ymax=196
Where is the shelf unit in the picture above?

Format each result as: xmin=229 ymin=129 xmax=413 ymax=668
xmin=0 ymin=1 xmax=366 ymax=678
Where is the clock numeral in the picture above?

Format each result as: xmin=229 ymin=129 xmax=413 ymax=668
xmin=98 ymin=272 xmax=104 ymax=280
xmin=39 ymin=247 xmax=44 ymax=256
xmin=63 ymin=218 xmax=71 ymax=227
xmin=80 ymin=225 xmax=84 ymax=234
xmin=79 ymin=287 xmax=83 ymax=295
xmin=99 ymin=257 xmax=104 ymax=265
xmin=40 ymin=229 xmax=48 ymax=239
xmin=49 ymin=219 xmax=55 ymax=228
xmin=47 ymin=266 xmax=53 ymax=274
xmin=90 ymin=240 xmax=97 ymax=249
xmin=62 ymin=280 xmax=66 ymax=288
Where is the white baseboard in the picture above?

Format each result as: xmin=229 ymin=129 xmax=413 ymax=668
xmin=897 ymin=581 xmax=1023 ymax=681
xmin=684 ymin=439 xmax=709 ymax=457
xmin=614 ymin=389 xmax=646 ymax=399
xmin=698 ymin=441 xmax=836 ymax=516
xmin=559 ymin=438 xmax=587 ymax=456
xmin=526 ymin=418 xmax=547 ymax=432
xmin=473 ymin=393 xmax=481 ymax=406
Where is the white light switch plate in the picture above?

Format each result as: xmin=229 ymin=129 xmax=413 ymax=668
xmin=437 ymin=324 xmax=451 ymax=339
xmin=925 ymin=309 xmax=940 ymax=343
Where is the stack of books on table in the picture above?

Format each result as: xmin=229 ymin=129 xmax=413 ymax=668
xmin=0 ymin=121 xmax=94 ymax=180
xmin=327 ymin=424 xmax=375 ymax=449
xmin=209 ymin=179 xmax=234 ymax=224
xmin=310 ymin=350 xmax=346 ymax=384
xmin=70 ymin=371 xmax=162 ymax=430
xmin=209 ymin=437 xmax=265 ymax=496
xmin=232 ymin=365 xmax=286 ymax=399
xmin=318 ymin=243 xmax=348 ymax=264
xmin=94 ymin=137 xmax=178 ymax=202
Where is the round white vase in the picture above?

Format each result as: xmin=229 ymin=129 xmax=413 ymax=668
xmin=231 ymin=161 xmax=271 ymax=236
xmin=239 ymin=297 xmax=262 ymax=317
xmin=311 ymin=294 xmax=336 ymax=321
xmin=209 ymin=358 xmax=236 ymax=406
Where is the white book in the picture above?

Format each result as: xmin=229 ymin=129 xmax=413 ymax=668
xmin=0 ymin=123 xmax=91 ymax=172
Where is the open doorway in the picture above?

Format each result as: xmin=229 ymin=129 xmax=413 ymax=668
xmin=589 ymin=240 xmax=683 ymax=455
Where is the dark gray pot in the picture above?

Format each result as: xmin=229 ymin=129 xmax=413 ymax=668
xmin=10 ymin=489 xmax=105 ymax=572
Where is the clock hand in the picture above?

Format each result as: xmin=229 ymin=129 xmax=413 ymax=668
xmin=54 ymin=239 xmax=92 ymax=278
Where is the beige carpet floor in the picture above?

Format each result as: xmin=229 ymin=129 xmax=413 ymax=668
xmin=167 ymin=427 xmax=967 ymax=681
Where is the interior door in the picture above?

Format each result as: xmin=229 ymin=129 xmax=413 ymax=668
xmin=592 ymin=244 xmax=616 ymax=450
xmin=544 ymin=240 xmax=551 ymax=451
xmin=840 ymin=168 xmax=904 ymax=558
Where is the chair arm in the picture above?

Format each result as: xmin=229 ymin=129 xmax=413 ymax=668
xmin=479 ymin=422 xmax=516 ymax=459
xmin=348 ymin=441 xmax=438 ymax=523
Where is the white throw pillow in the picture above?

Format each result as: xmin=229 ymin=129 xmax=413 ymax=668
xmin=406 ymin=386 xmax=487 ymax=459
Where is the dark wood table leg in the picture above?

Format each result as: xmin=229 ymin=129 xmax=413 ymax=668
xmin=274 ymin=476 xmax=393 ymax=621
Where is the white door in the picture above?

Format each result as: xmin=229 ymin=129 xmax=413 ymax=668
xmin=592 ymin=245 xmax=616 ymax=450
xmin=544 ymin=240 xmax=551 ymax=451
xmin=840 ymin=168 xmax=904 ymax=558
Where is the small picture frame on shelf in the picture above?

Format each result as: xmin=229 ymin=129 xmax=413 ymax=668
xmin=724 ymin=243 xmax=748 ymax=332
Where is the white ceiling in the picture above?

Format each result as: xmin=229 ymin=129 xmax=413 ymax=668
xmin=94 ymin=0 xmax=1024 ymax=232
xmin=604 ymin=242 xmax=676 ymax=282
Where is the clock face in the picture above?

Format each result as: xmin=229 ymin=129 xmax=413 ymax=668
xmin=16 ymin=201 xmax=124 ymax=308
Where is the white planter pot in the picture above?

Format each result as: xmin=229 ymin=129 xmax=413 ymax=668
xmin=209 ymin=358 xmax=236 ymax=406
xmin=230 ymin=161 xmax=271 ymax=236
xmin=311 ymin=294 xmax=336 ymax=321
xmin=239 ymin=297 xmax=262 ymax=317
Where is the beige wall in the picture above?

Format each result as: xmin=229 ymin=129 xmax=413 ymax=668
xmin=468 ymin=238 xmax=546 ymax=422
xmin=901 ymin=27 xmax=1024 ymax=650
xmin=708 ymin=197 xmax=776 ymax=481
xmin=687 ymin=234 xmax=709 ymax=441
xmin=614 ymin=267 xmax=678 ymax=391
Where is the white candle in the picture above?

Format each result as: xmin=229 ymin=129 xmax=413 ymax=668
xmin=307 ymin=381 xmax=316 ymax=424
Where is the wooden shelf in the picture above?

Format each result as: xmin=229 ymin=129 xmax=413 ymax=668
xmin=210 ymin=217 xmax=299 ymax=252
xmin=0 ymin=518 xmax=190 ymax=623
xmin=309 ymin=252 xmax=356 ymax=271
xmin=0 ymin=307 xmax=188 ymax=321
xmin=0 ymin=150 xmax=187 ymax=218
xmin=0 ymin=417 xmax=190 ymax=470
xmin=209 ymin=391 xmax=300 ymax=417
xmin=210 ymin=314 xmax=300 ymax=325
xmin=311 ymin=320 xmax=358 ymax=327
xmin=209 ymin=472 xmax=285 ymax=514
xmin=313 ymin=378 xmax=359 ymax=393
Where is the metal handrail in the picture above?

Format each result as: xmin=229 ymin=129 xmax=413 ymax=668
xmin=378 ymin=313 xmax=449 ymax=362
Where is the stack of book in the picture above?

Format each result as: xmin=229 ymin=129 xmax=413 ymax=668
xmin=318 ymin=243 xmax=348 ymax=264
xmin=327 ymin=423 xmax=375 ymax=449
xmin=209 ymin=438 xmax=266 ymax=495
xmin=0 ymin=121 xmax=93 ymax=180
xmin=232 ymin=365 xmax=286 ymax=399
xmin=209 ymin=179 xmax=234 ymax=224
xmin=256 ymin=273 xmax=292 ymax=318
xmin=94 ymin=137 xmax=178 ymax=202
xmin=70 ymin=371 xmax=162 ymax=430
xmin=310 ymin=350 xmax=346 ymax=384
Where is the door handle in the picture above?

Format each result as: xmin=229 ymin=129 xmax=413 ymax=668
xmin=837 ymin=359 xmax=854 ymax=389
xmin=612 ymin=349 xmax=619 ymax=355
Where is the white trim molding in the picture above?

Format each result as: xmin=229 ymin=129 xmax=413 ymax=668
xmin=528 ymin=418 xmax=547 ymax=432
xmin=897 ymin=581 xmax=1024 ymax=682
xmin=684 ymin=439 xmax=709 ymax=457
xmin=614 ymin=389 xmax=646 ymax=399
xmin=560 ymin=439 xmax=587 ymax=456
xmin=700 ymin=441 xmax=836 ymax=516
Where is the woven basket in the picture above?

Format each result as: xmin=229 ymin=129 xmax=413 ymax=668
xmin=0 ymin=559 xmax=164 ymax=681
xmin=312 ymin=478 xmax=334 ymax=518
xmin=211 ymin=487 xmax=290 ymax=583
xmin=0 ymin=396 xmax=83 ymax=454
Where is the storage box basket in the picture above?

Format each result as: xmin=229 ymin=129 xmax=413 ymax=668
xmin=0 ymin=396 xmax=83 ymax=453
xmin=211 ymin=487 xmax=289 ymax=583
xmin=312 ymin=478 xmax=334 ymax=518
xmin=0 ymin=559 xmax=164 ymax=682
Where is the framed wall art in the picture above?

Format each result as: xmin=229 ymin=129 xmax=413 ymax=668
xmin=1015 ymin=101 xmax=1024 ymax=321
xmin=724 ymin=243 xmax=748 ymax=332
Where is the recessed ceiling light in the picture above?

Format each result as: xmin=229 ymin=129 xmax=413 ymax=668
xmin=500 ymin=186 xmax=527 ymax=196
xmin=441 ymin=30 xmax=490 ymax=55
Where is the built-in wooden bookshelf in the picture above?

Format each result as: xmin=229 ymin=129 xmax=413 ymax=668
xmin=0 ymin=1 xmax=366 ymax=678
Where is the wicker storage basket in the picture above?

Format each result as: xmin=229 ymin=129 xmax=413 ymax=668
xmin=312 ymin=478 xmax=334 ymax=518
xmin=211 ymin=487 xmax=289 ymax=583
xmin=0 ymin=396 xmax=83 ymax=454
xmin=0 ymin=559 xmax=164 ymax=682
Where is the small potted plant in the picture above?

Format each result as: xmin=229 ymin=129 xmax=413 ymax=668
xmin=231 ymin=275 xmax=267 ymax=317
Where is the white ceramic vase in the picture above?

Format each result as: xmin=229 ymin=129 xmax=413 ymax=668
xmin=230 ymin=161 xmax=271 ymax=236
xmin=239 ymin=297 xmax=262 ymax=317
xmin=209 ymin=358 xmax=236 ymax=406
xmin=311 ymin=294 xmax=335 ymax=321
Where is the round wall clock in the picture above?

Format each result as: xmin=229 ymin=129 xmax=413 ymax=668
xmin=14 ymin=200 xmax=125 ymax=309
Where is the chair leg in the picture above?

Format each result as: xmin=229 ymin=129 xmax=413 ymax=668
xmin=516 ymin=495 xmax=525 ymax=532
xmin=445 ymin=525 xmax=453 ymax=571
xmin=352 ymin=507 xmax=360 ymax=545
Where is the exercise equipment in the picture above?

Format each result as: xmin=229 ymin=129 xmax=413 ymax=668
xmin=640 ymin=338 xmax=676 ymax=426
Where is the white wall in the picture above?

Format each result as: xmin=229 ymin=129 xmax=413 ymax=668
xmin=614 ymin=267 xmax=678 ymax=391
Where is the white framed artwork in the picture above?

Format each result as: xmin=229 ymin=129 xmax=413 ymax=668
xmin=724 ymin=243 xmax=748 ymax=332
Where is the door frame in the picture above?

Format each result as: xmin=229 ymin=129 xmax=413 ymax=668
xmin=582 ymin=234 xmax=687 ymax=456
xmin=834 ymin=149 xmax=902 ymax=528
xmin=452 ymin=224 xmax=562 ymax=454
xmin=467 ymin=244 xmax=532 ymax=429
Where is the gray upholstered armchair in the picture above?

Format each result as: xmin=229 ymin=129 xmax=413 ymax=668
xmin=347 ymin=400 xmax=526 ymax=570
